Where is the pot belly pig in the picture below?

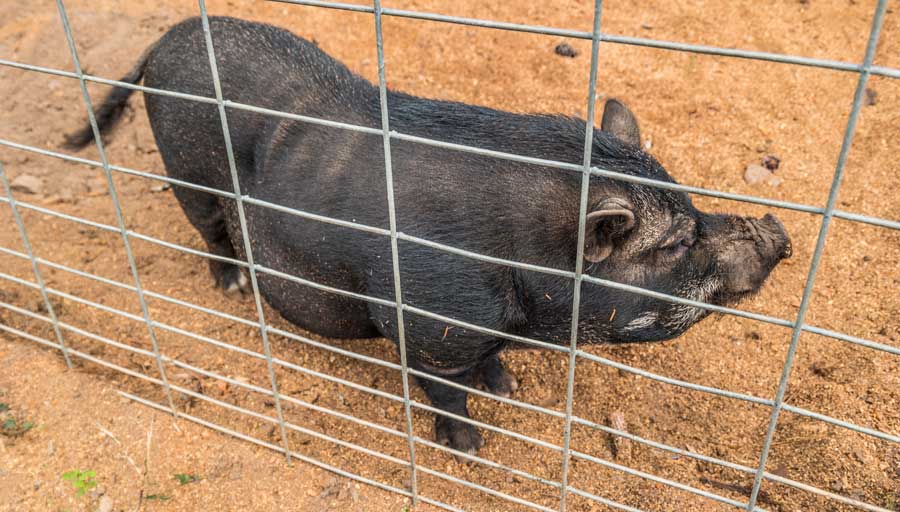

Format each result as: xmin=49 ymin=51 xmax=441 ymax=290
xmin=65 ymin=16 xmax=791 ymax=454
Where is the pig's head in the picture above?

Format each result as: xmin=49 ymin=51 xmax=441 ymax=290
xmin=565 ymin=99 xmax=792 ymax=344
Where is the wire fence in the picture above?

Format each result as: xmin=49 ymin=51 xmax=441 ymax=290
xmin=0 ymin=0 xmax=897 ymax=511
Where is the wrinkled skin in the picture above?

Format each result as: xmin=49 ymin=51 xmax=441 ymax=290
xmin=65 ymin=16 xmax=792 ymax=455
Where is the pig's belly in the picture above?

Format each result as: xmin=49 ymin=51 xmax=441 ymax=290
xmin=257 ymin=269 xmax=380 ymax=339
xmin=238 ymin=202 xmax=380 ymax=339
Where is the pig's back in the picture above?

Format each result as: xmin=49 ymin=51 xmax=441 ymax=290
xmin=142 ymin=16 xmax=378 ymax=188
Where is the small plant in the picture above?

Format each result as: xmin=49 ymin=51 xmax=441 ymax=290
xmin=173 ymin=473 xmax=201 ymax=485
xmin=1 ymin=417 xmax=34 ymax=437
xmin=145 ymin=494 xmax=171 ymax=501
xmin=0 ymin=403 xmax=8 ymax=412
xmin=61 ymin=470 xmax=97 ymax=497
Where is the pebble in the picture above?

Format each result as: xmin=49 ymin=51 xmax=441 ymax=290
xmin=744 ymin=164 xmax=782 ymax=186
xmin=99 ymin=496 xmax=114 ymax=512
xmin=10 ymin=175 xmax=43 ymax=195
xmin=761 ymin=155 xmax=781 ymax=171
xmin=554 ymin=43 xmax=578 ymax=58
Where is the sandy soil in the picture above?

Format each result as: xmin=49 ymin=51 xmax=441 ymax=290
xmin=0 ymin=340 xmax=408 ymax=512
xmin=0 ymin=0 xmax=898 ymax=511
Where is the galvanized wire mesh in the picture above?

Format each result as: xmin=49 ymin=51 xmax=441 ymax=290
xmin=0 ymin=0 xmax=898 ymax=511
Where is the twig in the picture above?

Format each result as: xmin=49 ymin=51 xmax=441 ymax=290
xmin=96 ymin=421 xmax=142 ymax=476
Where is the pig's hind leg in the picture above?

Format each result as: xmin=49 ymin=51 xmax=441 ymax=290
xmin=171 ymin=187 xmax=248 ymax=295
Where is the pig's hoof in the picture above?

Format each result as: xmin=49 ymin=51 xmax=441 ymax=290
xmin=474 ymin=358 xmax=519 ymax=398
xmin=435 ymin=415 xmax=484 ymax=458
xmin=219 ymin=266 xmax=250 ymax=297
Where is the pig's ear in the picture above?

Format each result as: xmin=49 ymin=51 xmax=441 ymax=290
xmin=584 ymin=198 xmax=636 ymax=263
xmin=600 ymin=98 xmax=641 ymax=147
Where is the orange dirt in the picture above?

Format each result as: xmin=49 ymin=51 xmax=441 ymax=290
xmin=0 ymin=0 xmax=898 ymax=511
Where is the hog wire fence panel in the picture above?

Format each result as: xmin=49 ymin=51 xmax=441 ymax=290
xmin=0 ymin=0 xmax=898 ymax=510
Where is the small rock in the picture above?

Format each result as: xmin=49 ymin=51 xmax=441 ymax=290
xmin=150 ymin=183 xmax=171 ymax=193
xmin=98 ymin=496 xmax=114 ymax=512
xmin=47 ymin=440 xmax=55 ymax=456
xmin=643 ymin=138 xmax=652 ymax=151
xmin=864 ymin=88 xmax=877 ymax=106
xmin=640 ymin=23 xmax=653 ymax=30
xmin=33 ymin=481 xmax=41 ymax=491
xmin=744 ymin=164 xmax=769 ymax=184
xmin=554 ymin=43 xmax=578 ymax=58
xmin=744 ymin=164 xmax=782 ymax=186
xmin=761 ymin=155 xmax=781 ymax=171
xmin=10 ymin=175 xmax=43 ymax=195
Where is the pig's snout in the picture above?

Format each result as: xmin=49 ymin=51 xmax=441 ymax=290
xmin=710 ymin=213 xmax=793 ymax=300
xmin=754 ymin=213 xmax=792 ymax=262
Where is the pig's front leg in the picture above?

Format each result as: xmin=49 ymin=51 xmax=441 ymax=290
xmin=414 ymin=366 xmax=484 ymax=455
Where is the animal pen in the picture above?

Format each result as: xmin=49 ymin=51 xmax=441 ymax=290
xmin=0 ymin=0 xmax=898 ymax=511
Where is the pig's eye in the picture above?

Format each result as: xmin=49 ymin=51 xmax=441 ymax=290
xmin=660 ymin=236 xmax=695 ymax=257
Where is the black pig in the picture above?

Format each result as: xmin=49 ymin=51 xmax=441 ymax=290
xmin=66 ymin=16 xmax=791 ymax=454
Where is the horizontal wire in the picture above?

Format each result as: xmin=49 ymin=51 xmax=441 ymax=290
xmin=781 ymin=404 xmax=900 ymax=444
xmin=569 ymin=449 xmax=763 ymax=511
xmin=575 ymin=349 xmax=774 ymax=406
xmin=264 ymin=0 xmax=900 ymax=81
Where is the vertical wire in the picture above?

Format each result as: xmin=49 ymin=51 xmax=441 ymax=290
xmin=196 ymin=3 xmax=293 ymax=462
xmin=0 ymin=162 xmax=72 ymax=367
xmin=373 ymin=0 xmax=420 ymax=505
xmin=54 ymin=0 xmax=177 ymax=413
xmin=559 ymin=1 xmax=604 ymax=510
xmin=745 ymin=0 xmax=889 ymax=508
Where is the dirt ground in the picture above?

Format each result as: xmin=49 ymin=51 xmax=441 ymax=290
xmin=0 ymin=0 xmax=898 ymax=511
